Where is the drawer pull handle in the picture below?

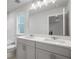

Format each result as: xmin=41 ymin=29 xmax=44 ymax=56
xmin=22 ymin=44 xmax=26 ymax=51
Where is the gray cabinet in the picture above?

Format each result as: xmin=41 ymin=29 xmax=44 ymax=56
xmin=17 ymin=39 xmax=35 ymax=59
xmin=17 ymin=38 xmax=70 ymax=59
xmin=36 ymin=42 xmax=71 ymax=58
xmin=36 ymin=48 xmax=70 ymax=59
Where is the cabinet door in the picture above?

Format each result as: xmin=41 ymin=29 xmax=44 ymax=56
xmin=55 ymin=54 xmax=70 ymax=59
xmin=36 ymin=48 xmax=55 ymax=59
xmin=36 ymin=48 xmax=70 ymax=59
xmin=17 ymin=42 xmax=26 ymax=59
xmin=17 ymin=41 xmax=35 ymax=59
xmin=26 ymin=45 xmax=35 ymax=59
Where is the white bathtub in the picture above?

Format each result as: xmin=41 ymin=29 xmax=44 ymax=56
xmin=7 ymin=41 xmax=16 ymax=58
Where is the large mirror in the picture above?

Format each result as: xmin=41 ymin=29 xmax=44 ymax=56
xmin=28 ymin=0 xmax=70 ymax=36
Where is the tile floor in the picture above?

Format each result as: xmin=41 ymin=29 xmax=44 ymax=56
xmin=8 ymin=55 xmax=16 ymax=59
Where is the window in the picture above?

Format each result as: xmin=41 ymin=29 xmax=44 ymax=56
xmin=17 ymin=15 xmax=25 ymax=34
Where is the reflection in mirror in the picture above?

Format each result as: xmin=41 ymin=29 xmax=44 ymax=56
xmin=28 ymin=0 xmax=70 ymax=36
xmin=49 ymin=14 xmax=63 ymax=35
xmin=49 ymin=12 xmax=70 ymax=36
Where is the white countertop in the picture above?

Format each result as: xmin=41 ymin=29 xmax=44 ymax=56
xmin=17 ymin=36 xmax=71 ymax=48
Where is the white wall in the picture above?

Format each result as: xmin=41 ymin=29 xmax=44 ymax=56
xmin=7 ymin=12 xmax=16 ymax=43
xmin=7 ymin=5 xmax=30 ymax=43
xmin=29 ymin=7 xmax=66 ymax=35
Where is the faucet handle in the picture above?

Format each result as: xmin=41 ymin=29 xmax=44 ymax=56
xmin=51 ymin=37 xmax=56 ymax=40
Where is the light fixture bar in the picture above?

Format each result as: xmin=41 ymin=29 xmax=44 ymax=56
xmin=30 ymin=0 xmax=56 ymax=10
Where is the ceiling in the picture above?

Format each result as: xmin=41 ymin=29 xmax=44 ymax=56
xmin=7 ymin=0 xmax=69 ymax=13
xmin=7 ymin=0 xmax=33 ymax=12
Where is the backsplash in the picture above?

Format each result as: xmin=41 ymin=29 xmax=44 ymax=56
xmin=25 ymin=34 xmax=71 ymax=40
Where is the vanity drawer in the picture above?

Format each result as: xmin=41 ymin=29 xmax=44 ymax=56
xmin=17 ymin=38 xmax=35 ymax=47
xmin=36 ymin=42 xmax=71 ymax=58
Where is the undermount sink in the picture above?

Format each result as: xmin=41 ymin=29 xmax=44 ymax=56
xmin=44 ymin=38 xmax=70 ymax=44
xmin=45 ymin=38 xmax=64 ymax=43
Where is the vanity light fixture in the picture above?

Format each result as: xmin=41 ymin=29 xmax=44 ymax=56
xmin=51 ymin=0 xmax=56 ymax=3
xmin=43 ymin=0 xmax=48 ymax=6
xmin=37 ymin=1 xmax=42 ymax=8
xmin=30 ymin=0 xmax=56 ymax=10
xmin=30 ymin=3 xmax=37 ymax=10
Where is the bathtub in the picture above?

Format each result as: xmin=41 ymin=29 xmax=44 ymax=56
xmin=7 ymin=41 xmax=16 ymax=59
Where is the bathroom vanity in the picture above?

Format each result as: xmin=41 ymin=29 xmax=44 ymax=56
xmin=17 ymin=36 xmax=71 ymax=59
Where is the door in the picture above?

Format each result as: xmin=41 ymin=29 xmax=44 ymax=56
xmin=17 ymin=41 xmax=35 ymax=59
xmin=36 ymin=48 xmax=70 ymax=59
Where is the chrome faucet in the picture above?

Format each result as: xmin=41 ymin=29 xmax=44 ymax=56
xmin=51 ymin=37 xmax=57 ymax=40
xmin=30 ymin=34 xmax=34 ymax=37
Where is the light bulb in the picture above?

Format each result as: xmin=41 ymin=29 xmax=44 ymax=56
xmin=31 ymin=3 xmax=37 ymax=10
xmin=37 ymin=1 xmax=42 ymax=8
xmin=51 ymin=0 xmax=56 ymax=3
xmin=43 ymin=0 xmax=48 ymax=6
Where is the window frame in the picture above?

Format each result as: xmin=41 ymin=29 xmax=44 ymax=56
xmin=16 ymin=14 xmax=25 ymax=35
